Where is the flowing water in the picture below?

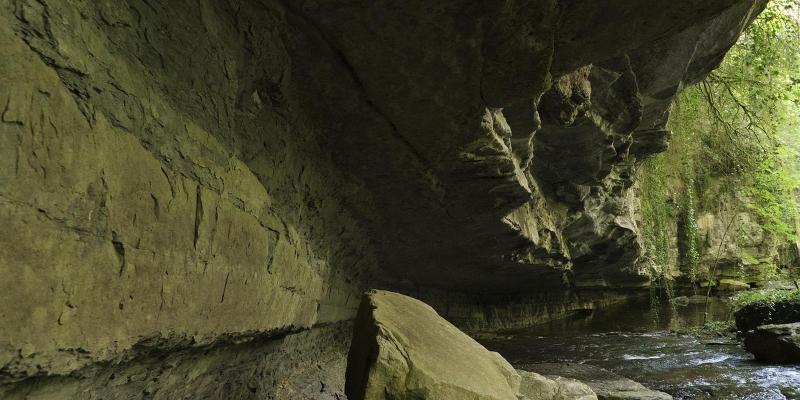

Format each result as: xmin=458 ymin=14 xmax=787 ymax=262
xmin=481 ymin=296 xmax=800 ymax=399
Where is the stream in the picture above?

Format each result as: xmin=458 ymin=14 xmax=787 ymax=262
xmin=481 ymin=296 xmax=800 ymax=399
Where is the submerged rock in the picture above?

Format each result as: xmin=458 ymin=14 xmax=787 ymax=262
xmin=520 ymin=363 xmax=672 ymax=400
xmin=744 ymin=323 xmax=800 ymax=363
xmin=345 ymin=290 xmax=522 ymax=400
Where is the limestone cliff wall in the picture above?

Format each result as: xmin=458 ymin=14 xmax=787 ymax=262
xmin=0 ymin=1 xmax=378 ymax=397
xmin=0 ymin=0 xmax=767 ymax=398
xmin=690 ymin=181 xmax=799 ymax=287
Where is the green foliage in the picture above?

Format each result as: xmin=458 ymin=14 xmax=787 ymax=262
xmin=731 ymin=288 xmax=800 ymax=309
xmin=697 ymin=320 xmax=736 ymax=335
xmin=679 ymin=175 xmax=701 ymax=281
xmin=743 ymin=151 xmax=798 ymax=239
xmin=638 ymin=0 xmax=800 ymax=283
xmin=695 ymin=1 xmax=800 ymax=243
xmin=639 ymin=153 xmax=679 ymax=312
xmin=702 ymin=0 xmax=800 ymax=242
xmin=639 ymin=156 xmax=674 ymax=272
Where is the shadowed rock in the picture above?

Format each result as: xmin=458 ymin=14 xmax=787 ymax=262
xmin=744 ymin=323 xmax=800 ymax=363
xmin=735 ymin=299 xmax=800 ymax=332
xmin=0 ymin=0 xmax=772 ymax=396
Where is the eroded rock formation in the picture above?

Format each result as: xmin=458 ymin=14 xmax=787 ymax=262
xmin=0 ymin=0 xmax=767 ymax=397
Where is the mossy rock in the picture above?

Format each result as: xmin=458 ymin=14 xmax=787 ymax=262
xmin=734 ymin=300 xmax=800 ymax=333
xmin=717 ymin=279 xmax=750 ymax=292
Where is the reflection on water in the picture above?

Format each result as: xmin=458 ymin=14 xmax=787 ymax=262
xmin=481 ymin=296 xmax=800 ymax=400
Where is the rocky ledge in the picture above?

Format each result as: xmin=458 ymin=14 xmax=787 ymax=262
xmin=744 ymin=323 xmax=800 ymax=364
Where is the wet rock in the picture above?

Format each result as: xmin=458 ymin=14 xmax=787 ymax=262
xmin=345 ymin=290 xmax=522 ymax=400
xmin=734 ymin=299 xmax=800 ymax=332
xmin=782 ymin=387 xmax=800 ymax=399
xmin=518 ymin=370 xmax=598 ymax=400
xmin=743 ymin=323 xmax=800 ymax=363
xmin=520 ymin=363 xmax=672 ymax=400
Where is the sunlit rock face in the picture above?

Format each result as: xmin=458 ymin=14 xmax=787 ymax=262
xmin=0 ymin=0 xmax=766 ymax=397
xmin=345 ymin=290 xmax=523 ymax=400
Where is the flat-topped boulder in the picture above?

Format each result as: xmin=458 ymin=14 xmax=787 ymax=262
xmin=744 ymin=323 xmax=800 ymax=363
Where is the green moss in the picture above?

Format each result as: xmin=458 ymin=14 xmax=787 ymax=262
xmin=679 ymin=175 xmax=701 ymax=281
xmin=698 ymin=320 xmax=736 ymax=335
xmin=754 ymin=262 xmax=781 ymax=282
xmin=731 ymin=289 xmax=800 ymax=310
xmin=739 ymin=250 xmax=760 ymax=265
xmin=638 ymin=0 xmax=800 ymax=287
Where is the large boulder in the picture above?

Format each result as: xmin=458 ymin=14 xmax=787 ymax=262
xmin=744 ymin=323 xmax=800 ymax=363
xmin=345 ymin=290 xmax=523 ymax=400
xmin=345 ymin=290 xmax=599 ymax=400
xmin=734 ymin=299 xmax=800 ymax=332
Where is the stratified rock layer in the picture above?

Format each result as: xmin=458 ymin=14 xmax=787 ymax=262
xmin=687 ymin=184 xmax=800 ymax=288
xmin=1 ymin=1 xmax=377 ymax=396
